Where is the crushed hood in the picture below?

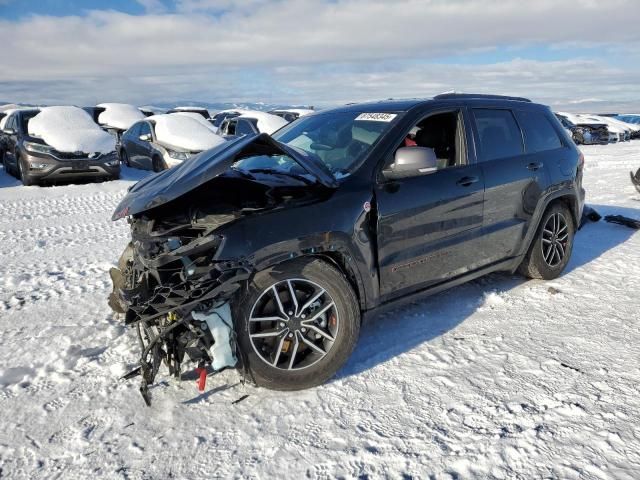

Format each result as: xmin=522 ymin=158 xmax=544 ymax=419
xmin=112 ymin=133 xmax=338 ymax=220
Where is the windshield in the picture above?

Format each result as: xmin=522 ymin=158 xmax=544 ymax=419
xmin=271 ymin=111 xmax=399 ymax=176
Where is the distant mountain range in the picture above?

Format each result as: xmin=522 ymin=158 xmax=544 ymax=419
xmin=1 ymin=101 xmax=318 ymax=114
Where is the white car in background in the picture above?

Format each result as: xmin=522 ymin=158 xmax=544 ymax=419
xmin=165 ymin=106 xmax=211 ymax=119
xmin=217 ymin=110 xmax=289 ymax=137
xmin=119 ymin=114 xmax=225 ymax=171
xmin=268 ymin=108 xmax=315 ymax=122
xmin=581 ymin=114 xmax=631 ymax=142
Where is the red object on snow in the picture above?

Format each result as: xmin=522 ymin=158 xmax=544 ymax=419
xmin=196 ymin=367 xmax=207 ymax=392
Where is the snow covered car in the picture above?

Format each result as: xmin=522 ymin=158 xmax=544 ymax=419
xmin=165 ymin=106 xmax=210 ymax=119
xmin=2 ymin=106 xmax=119 ymax=186
xmin=555 ymin=112 xmax=609 ymax=145
xmin=94 ymin=103 xmax=146 ymax=141
xmin=581 ymin=115 xmax=630 ymax=142
xmin=268 ymin=108 xmax=315 ymax=122
xmin=119 ymin=114 xmax=225 ymax=171
xmin=217 ymin=111 xmax=288 ymax=137
xmin=108 ymin=94 xmax=585 ymax=404
xmin=209 ymin=109 xmax=245 ymax=133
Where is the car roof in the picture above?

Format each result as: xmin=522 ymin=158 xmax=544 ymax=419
xmin=325 ymin=94 xmax=538 ymax=115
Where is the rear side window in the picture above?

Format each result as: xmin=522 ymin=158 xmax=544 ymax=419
xmin=236 ymin=119 xmax=255 ymax=135
xmin=472 ymin=109 xmax=523 ymax=161
xmin=139 ymin=122 xmax=152 ymax=136
xmin=515 ymin=110 xmax=563 ymax=153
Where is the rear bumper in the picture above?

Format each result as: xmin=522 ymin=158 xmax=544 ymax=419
xmin=22 ymin=151 xmax=120 ymax=180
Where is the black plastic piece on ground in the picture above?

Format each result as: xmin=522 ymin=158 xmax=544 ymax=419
xmin=121 ymin=366 xmax=142 ymax=380
xmin=604 ymin=215 xmax=640 ymax=229
xmin=631 ymin=168 xmax=640 ymax=194
xmin=231 ymin=394 xmax=249 ymax=405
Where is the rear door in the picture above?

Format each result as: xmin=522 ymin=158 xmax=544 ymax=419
xmin=3 ymin=115 xmax=18 ymax=170
xmin=470 ymin=107 xmax=548 ymax=262
xmin=375 ymin=109 xmax=485 ymax=300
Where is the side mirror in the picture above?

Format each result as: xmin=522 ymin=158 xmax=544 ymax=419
xmin=2 ymin=128 xmax=16 ymax=135
xmin=385 ymin=147 xmax=438 ymax=178
xmin=139 ymin=133 xmax=152 ymax=142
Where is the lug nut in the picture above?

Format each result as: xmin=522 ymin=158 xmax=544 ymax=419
xmin=315 ymin=333 xmax=321 ymax=339
xmin=288 ymin=332 xmax=294 ymax=338
xmin=288 ymin=311 xmax=293 ymax=316
xmin=301 ymin=327 xmax=307 ymax=333
xmin=280 ymin=322 xmax=286 ymax=328
xmin=301 ymin=314 xmax=306 ymax=319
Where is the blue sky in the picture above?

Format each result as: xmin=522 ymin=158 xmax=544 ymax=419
xmin=1 ymin=0 xmax=639 ymax=111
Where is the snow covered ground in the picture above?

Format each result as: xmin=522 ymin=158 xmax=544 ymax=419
xmin=0 ymin=143 xmax=639 ymax=479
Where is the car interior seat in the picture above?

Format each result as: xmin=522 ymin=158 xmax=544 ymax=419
xmin=414 ymin=114 xmax=457 ymax=168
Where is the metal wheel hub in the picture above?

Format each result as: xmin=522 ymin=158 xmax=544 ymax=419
xmin=248 ymin=279 xmax=339 ymax=371
xmin=541 ymin=212 xmax=569 ymax=268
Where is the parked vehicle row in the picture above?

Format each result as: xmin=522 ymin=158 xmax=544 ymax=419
xmin=0 ymin=102 xmax=310 ymax=184
xmin=555 ymin=111 xmax=640 ymax=145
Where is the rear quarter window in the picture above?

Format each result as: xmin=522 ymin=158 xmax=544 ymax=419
xmin=472 ymin=108 xmax=524 ymax=161
xmin=515 ymin=110 xmax=563 ymax=153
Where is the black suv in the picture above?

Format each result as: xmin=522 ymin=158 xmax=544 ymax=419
xmin=109 ymin=94 xmax=584 ymax=402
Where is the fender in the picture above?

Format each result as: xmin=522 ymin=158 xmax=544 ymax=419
xmin=513 ymin=182 xmax=582 ymax=268
xmin=213 ymin=190 xmax=379 ymax=311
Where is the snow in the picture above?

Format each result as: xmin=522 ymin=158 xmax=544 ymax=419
xmin=170 ymin=111 xmax=218 ymax=132
xmin=0 ymin=143 xmax=639 ymax=478
xmin=96 ymin=103 xmax=144 ymax=130
xmin=27 ymin=106 xmax=116 ymax=154
xmin=238 ymin=110 xmax=288 ymax=134
xmin=282 ymin=108 xmax=315 ymax=117
xmin=148 ymin=114 xmax=225 ymax=151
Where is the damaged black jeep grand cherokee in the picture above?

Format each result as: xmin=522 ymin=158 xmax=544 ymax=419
xmin=109 ymin=94 xmax=584 ymax=403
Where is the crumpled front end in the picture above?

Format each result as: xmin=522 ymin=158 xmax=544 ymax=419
xmin=108 ymin=214 xmax=251 ymax=405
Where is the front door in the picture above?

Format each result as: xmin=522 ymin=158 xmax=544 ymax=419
xmin=375 ymin=110 xmax=485 ymax=301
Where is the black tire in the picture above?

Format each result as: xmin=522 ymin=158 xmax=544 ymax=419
xmin=18 ymin=156 xmax=36 ymax=186
xmin=120 ymin=148 xmax=130 ymax=167
xmin=518 ymin=202 xmax=575 ymax=280
xmin=152 ymin=155 xmax=164 ymax=172
xmin=234 ymin=257 xmax=360 ymax=390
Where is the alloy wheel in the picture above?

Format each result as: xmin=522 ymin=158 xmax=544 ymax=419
xmin=248 ymin=279 xmax=339 ymax=371
xmin=541 ymin=212 xmax=569 ymax=267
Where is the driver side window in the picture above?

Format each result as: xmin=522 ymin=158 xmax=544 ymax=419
xmin=392 ymin=110 xmax=467 ymax=171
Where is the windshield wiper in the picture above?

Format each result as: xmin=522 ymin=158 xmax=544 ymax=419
xmin=246 ymin=168 xmax=317 ymax=185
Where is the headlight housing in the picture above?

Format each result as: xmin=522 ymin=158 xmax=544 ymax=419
xmin=24 ymin=141 xmax=55 ymax=155
xmin=167 ymin=150 xmax=190 ymax=160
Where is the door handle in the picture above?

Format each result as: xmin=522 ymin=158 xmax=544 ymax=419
xmin=527 ymin=162 xmax=543 ymax=171
xmin=456 ymin=176 xmax=479 ymax=187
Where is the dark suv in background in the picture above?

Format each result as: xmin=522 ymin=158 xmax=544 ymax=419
xmin=109 ymin=94 xmax=584 ymax=403
xmin=2 ymin=109 xmax=120 ymax=185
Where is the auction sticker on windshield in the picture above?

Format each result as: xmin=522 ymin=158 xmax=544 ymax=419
xmin=355 ymin=113 xmax=397 ymax=122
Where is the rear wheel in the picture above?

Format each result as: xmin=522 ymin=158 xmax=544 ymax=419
xmin=518 ymin=202 xmax=574 ymax=279
xmin=234 ymin=258 xmax=360 ymax=390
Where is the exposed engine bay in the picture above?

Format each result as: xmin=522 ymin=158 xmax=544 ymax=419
xmin=109 ymin=168 xmax=328 ymax=405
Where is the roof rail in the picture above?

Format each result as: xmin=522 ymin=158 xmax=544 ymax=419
xmin=433 ymin=93 xmax=532 ymax=103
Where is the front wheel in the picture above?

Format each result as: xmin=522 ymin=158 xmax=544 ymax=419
xmin=18 ymin=156 xmax=36 ymax=186
xmin=234 ymin=258 xmax=360 ymax=390
xmin=518 ymin=202 xmax=575 ymax=280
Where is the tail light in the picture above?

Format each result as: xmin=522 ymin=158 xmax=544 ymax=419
xmin=578 ymin=151 xmax=584 ymax=170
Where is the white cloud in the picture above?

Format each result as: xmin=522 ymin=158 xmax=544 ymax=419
xmin=0 ymin=0 xmax=639 ymax=109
